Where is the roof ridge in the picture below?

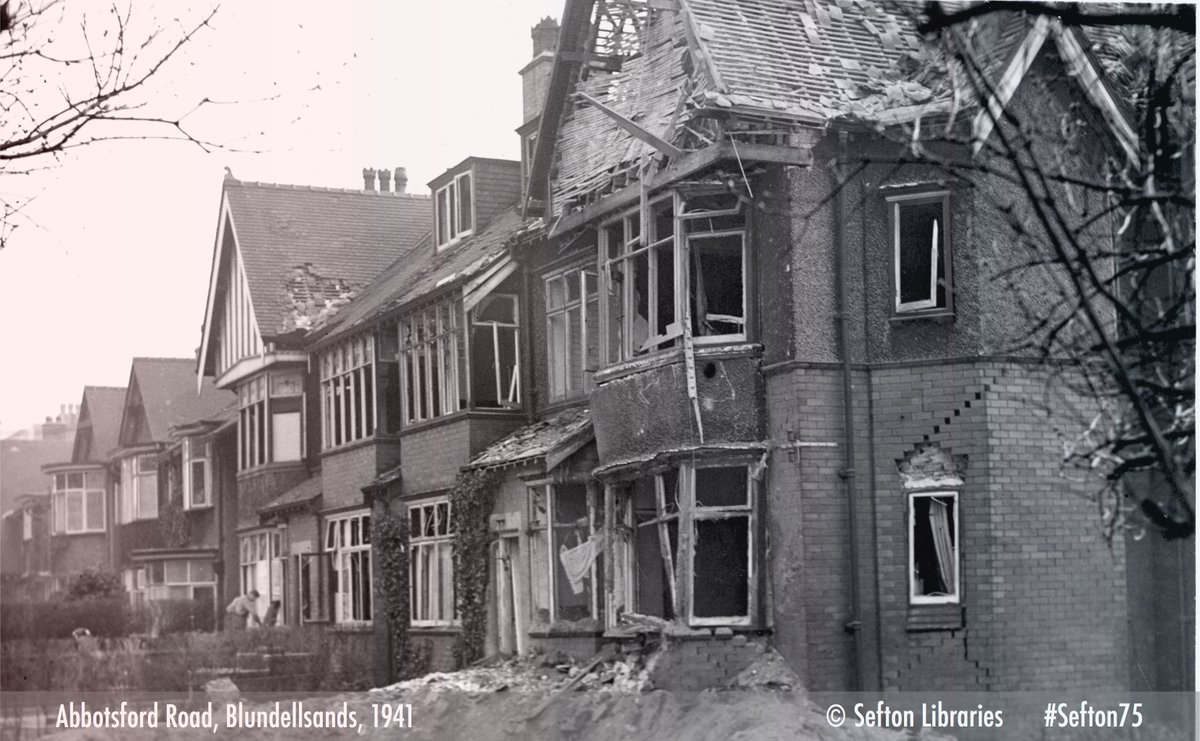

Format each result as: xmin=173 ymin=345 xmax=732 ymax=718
xmin=132 ymin=356 xmax=194 ymax=363
xmin=230 ymin=179 xmax=431 ymax=199
xmin=84 ymin=385 xmax=128 ymax=391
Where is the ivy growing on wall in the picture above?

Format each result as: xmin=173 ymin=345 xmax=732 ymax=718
xmin=451 ymin=468 xmax=501 ymax=668
xmin=372 ymin=504 xmax=422 ymax=680
xmin=160 ymin=463 xmax=189 ymax=548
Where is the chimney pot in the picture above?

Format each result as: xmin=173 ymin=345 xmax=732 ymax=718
xmin=532 ymin=17 xmax=559 ymax=57
xmin=362 ymin=167 xmax=376 ymax=191
xmin=394 ymin=167 xmax=408 ymax=195
xmin=378 ymin=167 xmax=391 ymax=193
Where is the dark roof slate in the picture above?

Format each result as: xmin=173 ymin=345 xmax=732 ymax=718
xmin=78 ymin=386 xmax=127 ymax=464
xmin=312 ymin=207 xmax=529 ymax=342
xmin=130 ymin=358 xmax=236 ymax=444
xmin=223 ymin=175 xmax=432 ymax=337
xmin=260 ymin=476 xmax=321 ymax=515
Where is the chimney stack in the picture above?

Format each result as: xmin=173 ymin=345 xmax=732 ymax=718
xmin=394 ymin=167 xmax=408 ymax=195
xmin=362 ymin=167 xmax=377 ymax=191
xmin=378 ymin=167 xmax=391 ymax=193
xmin=521 ymin=18 xmax=560 ymax=125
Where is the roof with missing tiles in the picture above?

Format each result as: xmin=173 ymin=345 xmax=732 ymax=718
xmin=310 ymin=206 xmax=531 ymax=342
xmin=222 ymin=174 xmax=432 ymax=338
xmin=468 ymin=406 xmax=593 ymax=471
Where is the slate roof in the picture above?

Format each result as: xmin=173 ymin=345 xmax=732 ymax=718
xmin=468 ymin=406 xmax=593 ymax=471
xmin=311 ymin=207 xmax=530 ymax=343
xmin=0 ymin=439 xmax=71 ymax=513
xmin=223 ymin=174 xmax=432 ymax=338
xmin=260 ymin=476 xmax=321 ymax=515
xmin=550 ymin=0 xmax=1040 ymax=213
xmin=129 ymin=358 xmax=236 ymax=444
xmin=76 ymin=386 xmax=128 ymax=464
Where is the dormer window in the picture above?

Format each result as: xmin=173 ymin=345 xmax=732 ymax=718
xmin=435 ymin=171 xmax=474 ymax=250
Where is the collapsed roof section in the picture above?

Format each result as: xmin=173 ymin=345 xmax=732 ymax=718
xmin=529 ymin=0 xmax=1147 ymax=220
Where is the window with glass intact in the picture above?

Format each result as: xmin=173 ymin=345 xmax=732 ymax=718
xmin=909 ymin=491 xmax=958 ymax=604
xmin=890 ymin=193 xmax=950 ymax=313
xmin=435 ymin=171 xmax=474 ymax=250
xmin=183 ymin=438 xmax=211 ymax=509
xmin=546 ymin=268 xmax=599 ymax=401
xmin=52 ymin=471 xmax=105 ymax=534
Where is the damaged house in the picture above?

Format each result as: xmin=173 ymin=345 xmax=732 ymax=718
xmin=176 ymin=0 xmax=1186 ymax=695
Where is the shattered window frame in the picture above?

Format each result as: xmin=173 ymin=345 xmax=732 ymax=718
xmin=52 ymin=470 xmax=105 ymax=534
xmin=469 ymin=293 xmax=523 ymax=409
xmin=545 ymin=266 xmax=600 ymax=401
xmin=908 ymin=490 xmax=960 ymax=605
xmin=435 ymin=171 xmax=475 ymax=251
xmin=319 ymin=334 xmax=376 ymax=449
xmin=546 ymin=482 xmax=604 ymax=623
xmin=679 ymin=189 xmax=749 ymax=345
xmin=889 ymin=191 xmax=952 ymax=314
xmin=409 ymin=499 xmax=457 ymax=627
xmin=240 ymin=530 xmax=287 ymax=625
xmin=600 ymin=196 xmax=679 ymax=364
xmin=399 ymin=298 xmax=467 ymax=424
xmin=605 ymin=458 xmax=759 ymax=630
xmin=326 ymin=511 xmax=372 ymax=624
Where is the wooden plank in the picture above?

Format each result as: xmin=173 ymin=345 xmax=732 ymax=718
xmin=549 ymin=142 xmax=811 ymax=238
xmin=654 ymin=476 xmax=678 ymax=613
xmin=576 ymin=92 xmax=685 ymax=159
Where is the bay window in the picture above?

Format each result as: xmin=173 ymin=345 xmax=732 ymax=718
xmin=53 ymin=471 xmax=105 ymax=533
xmin=238 ymin=370 xmax=304 ymax=469
xmin=607 ymin=460 xmax=758 ymax=628
xmin=600 ymin=189 xmax=748 ymax=365
xmin=400 ymin=299 xmax=466 ymax=424
xmin=320 ymin=335 xmax=376 ymax=449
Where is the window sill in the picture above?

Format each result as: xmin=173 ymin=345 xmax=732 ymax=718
xmin=595 ymin=343 xmax=762 ymax=384
xmin=410 ymin=624 xmax=461 ymax=635
xmin=889 ymin=310 xmax=955 ymax=324
xmin=330 ymin=622 xmax=374 ymax=633
xmin=906 ymin=603 xmax=964 ymax=632
xmin=184 ymin=504 xmax=214 ymax=512
xmin=319 ymin=437 xmax=378 ymax=458
xmin=54 ymin=530 xmax=106 ymax=537
xmin=399 ymin=409 xmax=526 ymax=437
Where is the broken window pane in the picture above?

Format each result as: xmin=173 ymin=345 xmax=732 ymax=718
xmin=690 ymin=233 xmax=745 ymax=338
xmin=553 ymin=484 xmax=594 ymax=621
xmin=910 ymin=493 xmax=958 ymax=602
xmin=470 ymin=295 xmax=521 ymax=409
xmin=692 ymin=517 xmax=749 ymax=619
xmin=895 ymin=198 xmax=948 ymax=311
xmin=694 ymin=466 xmax=748 ymax=508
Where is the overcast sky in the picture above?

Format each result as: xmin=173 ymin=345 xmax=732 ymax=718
xmin=0 ymin=1 xmax=562 ymax=433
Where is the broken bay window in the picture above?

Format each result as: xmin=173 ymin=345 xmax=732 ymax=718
xmin=320 ymin=335 xmax=376 ymax=449
xmin=549 ymin=483 xmax=604 ymax=622
xmin=400 ymin=299 xmax=467 ymax=424
xmin=599 ymin=190 xmax=750 ymax=366
xmin=470 ymin=294 xmax=521 ymax=408
xmin=545 ymin=268 xmax=599 ymax=401
xmin=606 ymin=461 xmax=756 ymax=628
xmin=601 ymin=197 xmax=678 ymax=363
xmin=238 ymin=370 xmax=304 ymax=470
xmin=435 ymin=171 xmax=474 ymax=250
xmin=409 ymin=500 xmax=455 ymax=626
xmin=909 ymin=491 xmax=959 ymax=604
xmin=890 ymin=192 xmax=951 ymax=313
xmin=681 ymin=191 xmax=747 ymax=342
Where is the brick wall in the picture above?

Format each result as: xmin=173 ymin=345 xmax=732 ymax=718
xmin=54 ymin=534 xmax=109 ymax=575
xmin=648 ymin=633 xmax=771 ymax=691
xmin=236 ymin=463 xmax=309 ymax=530
xmin=471 ymin=159 xmax=522 ymax=230
xmin=320 ymin=440 xmax=400 ymax=511
xmin=401 ymin=415 xmax=525 ymax=496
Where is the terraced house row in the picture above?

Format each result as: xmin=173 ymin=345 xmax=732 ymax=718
xmin=5 ymin=0 xmax=1190 ymax=694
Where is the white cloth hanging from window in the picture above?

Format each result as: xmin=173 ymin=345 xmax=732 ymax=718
xmin=558 ymin=532 xmax=606 ymax=595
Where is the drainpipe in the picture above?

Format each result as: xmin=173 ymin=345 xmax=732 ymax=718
xmin=834 ymin=130 xmax=866 ymax=690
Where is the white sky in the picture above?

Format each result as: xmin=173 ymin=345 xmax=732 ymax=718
xmin=0 ymin=0 xmax=562 ymax=432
